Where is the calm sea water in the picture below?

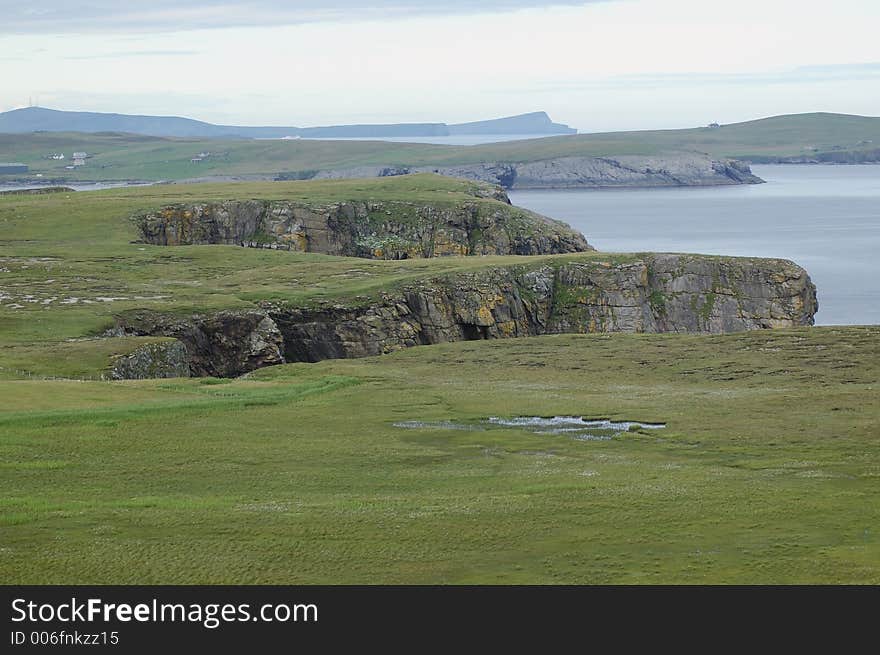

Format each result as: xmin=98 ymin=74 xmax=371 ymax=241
xmin=299 ymin=133 xmax=570 ymax=146
xmin=509 ymin=165 xmax=880 ymax=326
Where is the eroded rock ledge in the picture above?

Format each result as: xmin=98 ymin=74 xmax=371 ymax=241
xmin=115 ymin=254 xmax=817 ymax=377
xmin=133 ymin=191 xmax=592 ymax=259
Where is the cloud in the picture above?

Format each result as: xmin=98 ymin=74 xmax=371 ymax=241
xmin=63 ymin=50 xmax=201 ymax=60
xmin=0 ymin=1 xmax=601 ymax=34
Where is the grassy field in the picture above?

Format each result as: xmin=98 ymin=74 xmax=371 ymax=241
xmin=2 ymin=112 xmax=878 ymax=182
xmin=1 ymin=327 xmax=877 ymax=583
xmin=2 ymin=175 xmax=877 ymax=584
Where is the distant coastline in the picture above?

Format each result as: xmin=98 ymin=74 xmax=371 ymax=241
xmin=3 ymin=111 xmax=877 ymax=189
xmin=0 ymin=107 xmax=577 ymax=139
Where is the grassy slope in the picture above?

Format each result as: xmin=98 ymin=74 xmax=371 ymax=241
xmin=1 ymin=327 xmax=877 ymax=583
xmin=0 ymin=175 xmax=626 ymax=378
xmin=2 ymin=113 xmax=878 ymax=181
xmin=1 ymin=165 xmax=876 ymax=585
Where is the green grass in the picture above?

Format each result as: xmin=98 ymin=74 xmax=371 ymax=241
xmin=2 ymin=174 xmax=876 ymax=584
xmin=0 ymin=327 xmax=877 ymax=583
xmin=3 ymin=112 xmax=878 ymax=182
xmin=0 ymin=336 xmax=178 ymax=380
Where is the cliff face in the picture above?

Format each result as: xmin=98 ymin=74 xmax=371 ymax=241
xmin=134 ymin=195 xmax=592 ymax=259
xmin=309 ymin=154 xmax=763 ymax=189
xmin=116 ymin=254 xmax=817 ymax=377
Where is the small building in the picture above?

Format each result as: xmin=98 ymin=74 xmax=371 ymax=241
xmin=707 ymin=122 xmax=721 ymax=129
xmin=73 ymin=158 xmax=85 ymax=167
xmin=48 ymin=153 xmax=65 ymax=160
xmin=72 ymin=152 xmax=88 ymax=159
xmin=0 ymin=162 xmax=29 ymax=174
xmin=190 ymin=157 xmax=204 ymax=163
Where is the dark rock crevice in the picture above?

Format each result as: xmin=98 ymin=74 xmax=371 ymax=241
xmin=115 ymin=309 xmax=285 ymax=377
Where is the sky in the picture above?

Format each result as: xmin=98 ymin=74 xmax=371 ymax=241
xmin=1 ymin=0 xmax=879 ymax=132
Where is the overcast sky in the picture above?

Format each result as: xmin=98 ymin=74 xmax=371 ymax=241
xmin=1 ymin=0 xmax=878 ymax=131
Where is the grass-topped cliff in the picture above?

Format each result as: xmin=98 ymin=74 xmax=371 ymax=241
xmin=0 ymin=175 xmax=815 ymax=381
xmin=0 ymin=174 xmax=613 ymax=379
xmin=131 ymin=175 xmax=590 ymax=258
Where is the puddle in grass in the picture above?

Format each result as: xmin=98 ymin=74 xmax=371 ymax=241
xmin=394 ymin=416 xmax=665 ymax=441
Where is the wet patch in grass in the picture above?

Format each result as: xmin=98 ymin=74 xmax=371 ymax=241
xmin=395 ymin=415 xmax=666 ymax=441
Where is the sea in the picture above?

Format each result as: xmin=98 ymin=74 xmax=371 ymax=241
xmin=510 ymin=165 xmax=880 ymax=326
xmin=298 ymin=133 xmax=560 ymax=145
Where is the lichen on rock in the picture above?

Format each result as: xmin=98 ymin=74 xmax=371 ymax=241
xmin=108 ymin=339 xmax=190 ymax=380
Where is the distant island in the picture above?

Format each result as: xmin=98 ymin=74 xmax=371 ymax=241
xmin=0 ymin=107 xmax=577 ymax=139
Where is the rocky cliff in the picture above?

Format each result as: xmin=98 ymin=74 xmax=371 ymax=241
xmin=134 ymin=190 xmax=592 ymax=259
xmin=115 ymin=253 xmax=817 ymax=377
xmin=307 ymin=154 xmax=762 ymax=189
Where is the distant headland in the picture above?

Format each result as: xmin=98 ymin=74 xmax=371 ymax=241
xmin=0 ymin=107 xmax=577 ymax=139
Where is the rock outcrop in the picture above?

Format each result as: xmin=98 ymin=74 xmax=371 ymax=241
xmin=108 ymin=339 xmax=190 ymax=380
xmin=115 ymin=254 xmax=817 ymax=377
xmin=307 ymin=154 xmax=763 ymax=189
xmin=134 ymin=191 xmax=592 ymax=259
